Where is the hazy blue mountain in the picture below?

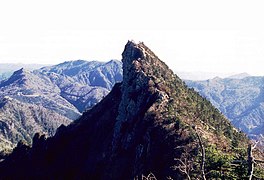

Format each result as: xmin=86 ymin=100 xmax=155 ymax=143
xmin=227 ymin=72 xmax=251 ymax=79
xmin=0 ymin=60 xmax=122 ymax=153
xmin=186 ymin=76 xmax=264 ymax=142
xmin=176 ymin=71 xmax=252 ymax=81
xmin=0 ymin=63 xmax=48 ymax=81
xmin=175 ymin=71 xmax=234 ymax=81
xmin=39 ymin=71 xmax=109 ymax=112
xmin=0 ymin=68 xmax=81 ymax=119
xmin=38 ymin=59 xmax=123 ymax=90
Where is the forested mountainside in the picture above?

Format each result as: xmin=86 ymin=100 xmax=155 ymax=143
xmin=186 ymin=77 xmax=264 ymax=147
xmin=1 ymin=41 xmax=262 ymax=179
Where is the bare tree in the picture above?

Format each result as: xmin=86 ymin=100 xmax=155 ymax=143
xmin=248 ymin=143 xmax=254 ymax=180
xmin=142 ymin=173 xmax=157 ymax=180
xmin=193 ymin=126 xmax=206 ymax=180
xmin=134 ymin=173 xmax=157 ymax=180
xmin=247 ymin=141 xmax=264 ymax=180
xmin=174 ymin=158 xmax=191 ymax=180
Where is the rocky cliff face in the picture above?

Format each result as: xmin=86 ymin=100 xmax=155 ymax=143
xmin=0 ymin=41 xmax=254 ymax=179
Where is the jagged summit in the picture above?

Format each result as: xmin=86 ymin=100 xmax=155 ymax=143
xmin=0 ymin=68 xmax=31 ymax=88
xmin=120 ymin=40 xmax=175 ymax=101
xmin=13 ymin=67 xmax=28 ymax=74
xmin=112 ymin=41 xmax=176 ymax=150
xmin=122 ymin=40 xmax=172 ymax=78
xmin=0 ymin=41 xmax=253 ymax=179
xmin=10 ymin=68 xmax=32 ymax=80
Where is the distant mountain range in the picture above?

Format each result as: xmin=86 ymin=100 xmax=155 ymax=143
xmin=0 ymin=63 xmax=48 ymax=81
xmin=38 ymin=60 xmax=122 ymax=90
xmin=186 ymin=76 xmax=264 ymax=144
xmin=0 ymin=60 xmax=122 ymax=153
xmin=227 ymin=72 xmax=251 ymax=79
xmin=176 ymin=71 xmax=251 ymax=81
xmin=0 ymin=41 xmax=256 ymax=179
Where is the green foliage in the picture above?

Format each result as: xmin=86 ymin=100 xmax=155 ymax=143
xmin=203 ymin=145 xmax=264 ymax=179
xmin=159 ymin=73 xmax=258 ymax=179
xmin=232 ymin=147 xmax=248 ymax=178
xmin=254 ymin=166 xmax=264 ymax=179
xmin=205 ymin=145 xmax=234 ymax=179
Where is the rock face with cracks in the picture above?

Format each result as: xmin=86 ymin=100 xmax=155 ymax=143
xmin=0 ymin=41 xmax=251 ymax=179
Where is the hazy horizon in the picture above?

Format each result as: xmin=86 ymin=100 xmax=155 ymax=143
xmin=1 ymin=1 xmax=264 ymax=76
xmin=0 ymin=60 xmax=257 ymax=81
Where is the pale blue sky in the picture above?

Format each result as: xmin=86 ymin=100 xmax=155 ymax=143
xmin=1 ymin=0 xmax=264 ymax=75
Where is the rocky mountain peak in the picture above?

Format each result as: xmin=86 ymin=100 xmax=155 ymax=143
xmin=113 ymin=41 xmax=175 ymax=149
xmin=123 ymin=41 xmax=172 ymax=74
xmin=121 ymin=41 xmax=174 ymax=93
xmin=0 ymin=41 xmax=256 ymax=179
xmin=0 ymin=68 xmax=31 ymax=88
xmin=13 ymin=68 xmax=28 ymax=74
xmin=11 ymin=68 xmax=32 ymax=80
xmin=120 ymin=41 xmax=177 ymax=105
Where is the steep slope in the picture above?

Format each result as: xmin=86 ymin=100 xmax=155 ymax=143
xmin=0 ymin=41 xmax=258 ymax=179
xmin=0 ymin=97 xmax=70 ymax=151
xmin=0 ymin=67 xmax=107 ymax=153
xmin=0 ymin=69 xmax=77 ymax=153
xmin=0 ymin=68 xmax=81 ymax=119
xmin=38 ymin=59 xmax=123 ymax=90
xmin=186 ymin=76 xmax=264 ymax=140
xmin=38 ymin=70 xmax=109 ymax=112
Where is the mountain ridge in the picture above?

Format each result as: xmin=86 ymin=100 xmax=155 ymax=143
xmin=0 ymin=41 xmax=257 ymax=179
xmin=38 ymin=59 xmax=122 ymax=90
